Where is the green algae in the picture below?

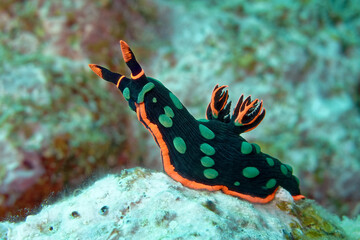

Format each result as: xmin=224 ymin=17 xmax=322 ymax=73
xmin=284 ymin=200 xmax=348 ymax=239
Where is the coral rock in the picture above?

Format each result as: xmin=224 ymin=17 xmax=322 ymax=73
xmin=0 ymin=168 xmax=352 ymax=240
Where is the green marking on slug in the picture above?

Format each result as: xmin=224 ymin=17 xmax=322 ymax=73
xmin=200 ymin=143 xmax=216 ymax=156
xmin=280 ymin=165 xmax=288 ymax=175
xmin=284 ymin=164 xmax=293 ymax=174
xmin=266 ymin=157 xmax=275 ymax=167
xmin=242 ymin=167 xmax=260 ymax=178
xmin=137 ymin=82 xmax=155 ymax=103
xmin=198 ymin=119 xmax=209 ymax=122
xmin=164 ymin=106 xmax=175 ymax=118
xmin=234 ymin=181 xmax=240 ymax=186
xmin=252 ymin=143 xmax=261 ymax=153
xmin=173 ymin=137 xmax=186 ymax=154
xmin=241 ymin=142 xmax=252 ymax=154
xmin=199 ymin=124 xmax=215 ymax=140
xmin=212 ymin=114 xmax=218 ymax=119
xmin=159 ymin=114 xmax=173 ymax=128
xmin=169 ymin=92 xmax=183 ymax=109
xmin=200 ymin=156 xmax=215 ymax=167
xmin=203 ymin=169 xmax=218 ymax=179
xmin=152 ymin=97 xmax=157 ymax=103
xmin=265 ymin=179 xmax=277 ymax=189
xmin=123 ymin=87 xmax=130 ymax=100
xmin=234 ymin=122 xmax=243 ymax=126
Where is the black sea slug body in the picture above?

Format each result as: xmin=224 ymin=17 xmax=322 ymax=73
xmin=89 ymin=40 xmax=305 ymax=203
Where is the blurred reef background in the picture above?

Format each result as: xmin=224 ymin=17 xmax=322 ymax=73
xmin=0 ymin=0 xmax=359 ymax=224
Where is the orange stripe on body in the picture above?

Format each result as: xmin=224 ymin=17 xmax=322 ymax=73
xmin=131 ymin=69 xmax=145 ymax=80
xmin=292 ymin=195 xmax=306 ymax=201
xmin=135 ymin=102 xmax=279 ymax=204
xmin=116 ymin=76 xmax=125 ymax=88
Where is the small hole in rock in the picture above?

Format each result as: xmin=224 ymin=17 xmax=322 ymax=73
xmin=100 ymin=206 xmax=109 ymax=216
xmin=71 ymin=211 xmax=80 ymax=218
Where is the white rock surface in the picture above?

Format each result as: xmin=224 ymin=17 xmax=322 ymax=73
xmin=0 ymin=168 xmax=349 ymax=240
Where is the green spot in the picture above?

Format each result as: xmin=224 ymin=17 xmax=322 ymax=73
xmin=137 ymin=82 xmax=155 ymax=103
xmin=265 ymin=179 xmax=277 ymax=189
xmin=200 ymin=143 xmax=216 ymax=156
xmin=242 ymin=167 xmax=260 ymax=178
xmin=173 ymin=137 xmax=186 ymax=154
xmin=285 ymin=164 xmax=293 ymax=174
xmin=266 ymin=157 xmax=275 ymax=167
xmin=234 ymin=181 xmax=240 ymax=186
xmin=169 ymin=92 xmax=183 ymax=109
xmin=281 ymin=165 xmax=288 ymax=175
xmin=241 ymin=142 xmax=253 ymax=154
xmin=200 ymin=156 xmax=215 ymax=167
xmin=159 ymin=114 xmax=173 ymax=128
xmin=164 ymin=106 xmax=174 ymax=118
xmin=234 ymin=122 xmax=243 ymax=126
xmin=123 ymin=87 xmax=130 ymax=100
xmin=212 ymin=114 xmax=218 ymax=119
xmin=199 ymin=124 xmax=215 ymax=140
xmin=203 ymin=169 xmax=218 ymax=179
xmin=152 ymin=97 xmax=157 ymax=103
xmin=198 ymin=119 xmax=209 ymax=122
xmin=252 ymin=143 xmax=261 ymax=153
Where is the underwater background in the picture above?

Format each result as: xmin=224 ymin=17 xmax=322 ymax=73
xmin=0 ymin=0 xmax=359 ymax=226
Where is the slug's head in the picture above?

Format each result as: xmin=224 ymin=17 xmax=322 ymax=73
xmin=206 ymin=85 xmax=266 ymax=134
xmin=89 ymin=40 xmax=153 ymax=111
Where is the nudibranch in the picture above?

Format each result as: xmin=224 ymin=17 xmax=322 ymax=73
xmin=89 ymin=40 xmax=305 ymax=203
